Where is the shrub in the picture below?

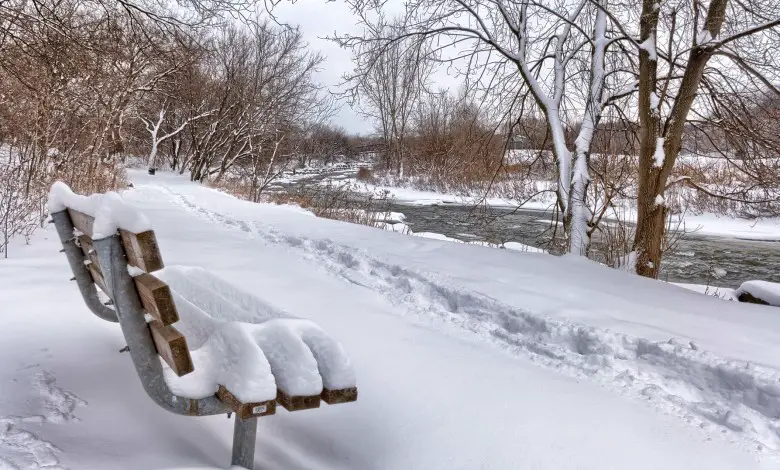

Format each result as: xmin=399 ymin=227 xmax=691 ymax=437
xmin=356 ymin=167 xmax=373 ymax=181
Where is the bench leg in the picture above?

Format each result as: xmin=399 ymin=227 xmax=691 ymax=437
xmin=231 ymin=415 xmax=258 ymax=469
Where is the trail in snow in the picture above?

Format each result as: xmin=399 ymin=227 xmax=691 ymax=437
xmin=161 ymin=184 xmax=780 ymax=452
xmin=0 ymin=371 xmax=86 ymax=469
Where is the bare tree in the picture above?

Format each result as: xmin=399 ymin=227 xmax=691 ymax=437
xmin=180 ymin=21 xmax=326 ymax=183
xmin=342 ymin=19 xmax=435 ymax=176
xmin=338 ymin=0 xmax=637 ymax=255
xmin=297 ymin=123 xmax=351 ymax=168
xmin=139 ymin=108 xmax=212 ymax=170
xmin=0 ymin=0 xmax=270 ymax=250
xmin=632 ymin=0 xmax=780 ymax=277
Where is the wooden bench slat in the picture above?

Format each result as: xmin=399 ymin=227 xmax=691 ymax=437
xmin=120 ymin=230 xmax=164 ymax=273
xmin=135 ymin=273 xmax=179 ymax=326
xmin=217 ymin=385 xmax=276 ymax=419
xmin=66 ymin=208 xmax=163 ymax=274
xmin=276 ymin=389 xmax=321 ymax=412
xmin=78 ymin=237 xmax=103 ymax=276
xmin=321 ymin=387 xmax=358 ymax=405
xmin=76 ymin=234 xmax=93 ymax=255
xmin=148 ymin=320 xmax=193 ymax=377
xmin=88 ymin=264 xmax=109 ymax=296
xmin=68 ymin=209 xmax=95 ymax=238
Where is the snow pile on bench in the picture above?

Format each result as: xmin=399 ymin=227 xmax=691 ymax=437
xmin=48 ymin=182 xmax=152 ymax=238
xmin=155 ymin=266 xmax=356 ymax=403
xmin=737 ymin=280 xmax=780 ymax=307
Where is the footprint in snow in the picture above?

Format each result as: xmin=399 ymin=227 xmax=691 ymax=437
xmin=0 ymin=371 xmax=86 ymax=469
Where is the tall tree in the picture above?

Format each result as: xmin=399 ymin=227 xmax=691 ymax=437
xmin=342 ymin=19 xmax=434 ymax=176
xmin=338 ymin=0 xmax=637 ymax=255
xmin=632 ymin=0 xmax=780 ymax=277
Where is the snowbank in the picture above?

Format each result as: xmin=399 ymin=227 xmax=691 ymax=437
xmin=673 ymin=283 xmax=738 ymax=301
xmin=738 ymin=281 xmax=780 ymax=306
xmin=376 ymin=221 xmax=412 ymax=234
xmin=146 ymin=170 xmax=780 ymax=454
xmin=503 ymin=241 xmax=547 ymax=253
xmin=372 ymin=211 xmax=406 ymax=224
xmin=413 ymin=231 xmax=547 ymax=253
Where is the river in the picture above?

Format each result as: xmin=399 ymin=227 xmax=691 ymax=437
xmin=389 ymin=202 xmax=780 ymax=287
xmin=272 ymin=167 xmax=780 ymax=287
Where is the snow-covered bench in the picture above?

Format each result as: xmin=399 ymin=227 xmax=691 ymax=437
xmin=48 ymin=183 xmax=357 ymax=469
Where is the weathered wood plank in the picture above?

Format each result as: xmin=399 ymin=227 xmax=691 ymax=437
xmin=148 ymin=321 xmax=193 ymax=377
xmin=276 ymin=389 xmax=321 ymax=411
xmin=77 ymin=236 xmax=103 ymax=276
xmin=67 ymin=209 xmax=95 ymax=238
xmin=88 ymin=264 xmax=109 ymax=296
xmin=120 ymin=230 xmax=164 ymax=273
xmin=321 ymin=387 xmax=358 ymax=405
xmin=76 ymin=234 xmax=93 ymax=255
xmin=216 ymin=385 xmax=276 ymax=419
xmin=134 ymin=273 xmax=178 ymax=326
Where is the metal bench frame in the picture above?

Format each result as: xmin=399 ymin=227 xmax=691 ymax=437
xmin=53 ymin=209 xmax=268 ymax=468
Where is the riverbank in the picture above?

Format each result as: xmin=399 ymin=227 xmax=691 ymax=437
xmin=264 ymin=165 xmax=780 ymax=285
xmin=349 ymin=178 xmax=780 ymax=242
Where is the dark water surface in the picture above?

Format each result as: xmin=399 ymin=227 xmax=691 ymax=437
xmin=272 ymin=166 xmax=780 ymax=286
xmin=390 ymin=202 xmax=780 ymax=287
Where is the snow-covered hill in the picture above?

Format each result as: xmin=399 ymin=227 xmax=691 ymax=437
xmin=0 ymin=170 xmax=778 ymax=469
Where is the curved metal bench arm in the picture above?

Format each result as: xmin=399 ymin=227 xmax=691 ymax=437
xmin=52 ymin=211 xmax=118 ymax=323
xmin=94 ymin=234 xmax=231 ymax=416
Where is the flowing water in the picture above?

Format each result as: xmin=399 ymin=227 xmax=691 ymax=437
xmin=272 ymin=167 xmax=780 ymax=287
xmin=389 ymin=202 xmax=780 ymax=287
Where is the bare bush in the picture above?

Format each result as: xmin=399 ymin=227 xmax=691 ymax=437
xmin=0 ymin=145 xmax=46 ymax=257
xmin=268 ymin=182 xmax=392 ymax=227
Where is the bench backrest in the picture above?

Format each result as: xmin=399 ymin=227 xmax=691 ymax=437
xmin=68 ymin=207 xmax=194 ymax=377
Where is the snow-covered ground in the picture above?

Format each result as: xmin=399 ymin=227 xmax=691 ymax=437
xmin=673 ymin=282 xmax=738 ymax=301
xmin=1 ymin=170 xmax=779 ymax=469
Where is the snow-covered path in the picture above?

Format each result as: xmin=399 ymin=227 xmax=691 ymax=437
xmin=0 ymin=171 xmax=777 ymax=469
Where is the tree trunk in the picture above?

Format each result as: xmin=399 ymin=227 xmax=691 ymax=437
xmin=632 ymin=0 xmax=663 ymax=277
xmin=632 ymin=0 xmax=728 ymax=277
xmin=567 ymin=4 xmax=607 ymax=256
xmin=147 ymin=141 xmax=158 ymax=170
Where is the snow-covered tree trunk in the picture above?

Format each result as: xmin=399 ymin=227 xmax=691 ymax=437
xmin=632 ymin=0 xmax=664 ymax=277
xmin=568 ymin=5 xmax=608 ymax=255
xmin=141 ymin=109 xmax=211 ymax=173
xmin=142 ymin=110 xmax=165 ymax=171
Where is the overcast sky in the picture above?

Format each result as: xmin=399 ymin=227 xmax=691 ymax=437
xmin=271 ymin=1 xmax=373 ymax=135
xmin=270 ymin=1 xmax=465 ymax=136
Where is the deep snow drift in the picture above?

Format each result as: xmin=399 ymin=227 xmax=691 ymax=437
xmin=1 ymin=170 xmax=778 ymax=469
